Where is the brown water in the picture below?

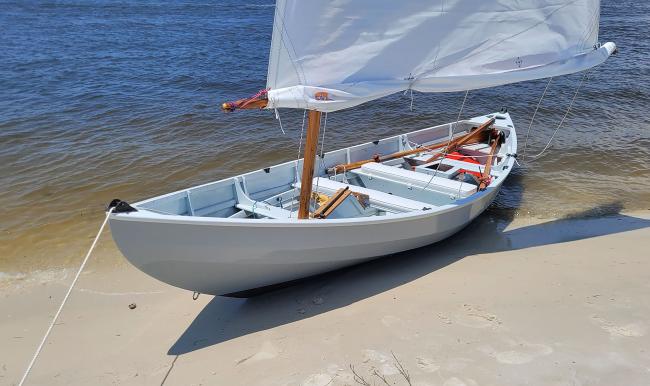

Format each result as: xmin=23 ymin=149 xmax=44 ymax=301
xmin=1 ymin=0 xmax=649 ymax=277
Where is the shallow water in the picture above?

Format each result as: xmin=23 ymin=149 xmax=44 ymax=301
xmin=1 ymin=0 xmax=649 ymax=274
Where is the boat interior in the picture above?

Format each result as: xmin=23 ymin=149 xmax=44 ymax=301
xmin=135 ymin=114 xmax=515 ymax=220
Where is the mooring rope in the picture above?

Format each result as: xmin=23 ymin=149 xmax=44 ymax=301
xmin=527 ymin=71 xmax=589 ymax=161
xmin=18 ymin=208 xmax=114 ymax=386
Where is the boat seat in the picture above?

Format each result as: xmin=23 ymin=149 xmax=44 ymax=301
xmin=294 ymin=178 xmax=432 ymax=212
xmin=421 ymin=158 xmax=485 ymax=174
xmin=358 ymin=163 xmax=477 ymax=198
xmin=233 ymin=178 xmax=292 ymax=218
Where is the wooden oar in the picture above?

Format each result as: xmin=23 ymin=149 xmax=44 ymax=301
xmin=478 ymin=131 xmax=503 ymax=190
xmin=423 ymin=117 xmax=496 ymax=163
xmin=328 ymin=117 xmax=495 ymax=174
xmin=328 ymin=140 xmax=451 ymax=174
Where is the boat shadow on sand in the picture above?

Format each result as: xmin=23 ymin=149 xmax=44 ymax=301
xmin=168 ymin=175 xmax=649 ymax=354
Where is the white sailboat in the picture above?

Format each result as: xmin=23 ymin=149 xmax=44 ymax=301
xmin=108 ymin=0 xmax=615 ymax=296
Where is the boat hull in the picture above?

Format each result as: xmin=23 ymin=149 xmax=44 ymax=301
xmin=109 ymin=187 xmax=500 ymax=296
xmin=109 ymin=112 xmax=517 ymax=296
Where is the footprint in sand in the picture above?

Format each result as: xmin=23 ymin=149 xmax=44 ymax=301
xmin=381 ymin=315 xmax=401 ymax=327
xmin=454 ymin=304 xmax=502 ymax=329
xmin=302 ymin=364 xmax=349 ymax=386
xmin=443 ymin=377 xmax=479 ymax=386
xmin=416 ymin=357 xmax=440 ymax=373
xmin=442 ymin=357 xmax=473 ymax=372
xmin=236 ymin=341 xmax=281 ymax=365
xmin=591 ymin=315 xmax=646 ymax=337
xmin=302 ymin=373 xmax=333 ymax=386
xmin=362 ymin=348 xmax=390 ymax=363
xmin=361 ymin=349 xmax=399 ymax=375
xmin=479 ymin=341 xmax=552 ymax=365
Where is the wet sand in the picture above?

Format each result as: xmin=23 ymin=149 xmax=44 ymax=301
xmin=2 ymin=211 xmax=649 ymax=385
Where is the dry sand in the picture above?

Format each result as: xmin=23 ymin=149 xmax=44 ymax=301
xmin=1 ymin=211 xmax=649 ymax=386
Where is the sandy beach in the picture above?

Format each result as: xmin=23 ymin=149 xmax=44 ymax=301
xmin=2 ymin=0 xmax=648 ymax=385
xmin=2 ymin=210 xmax=649 ymax=385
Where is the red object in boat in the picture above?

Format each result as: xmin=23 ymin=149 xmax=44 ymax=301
xmin=447 ymin=151 xmax=479 ymax=164
xmin=447 ymin=152 xmax=483 ymax=178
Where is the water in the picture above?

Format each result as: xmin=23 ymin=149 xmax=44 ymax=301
xmin=1 ymin=0 xmax=649 ymax=275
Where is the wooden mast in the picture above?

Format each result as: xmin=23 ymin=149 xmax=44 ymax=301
xmin=298 ymin=110 xmax=322 ymax=219
xmin=223 ymin=90 xmax=325 ymax=219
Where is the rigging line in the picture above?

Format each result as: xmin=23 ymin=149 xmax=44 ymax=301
xmin=19 ymin=208 xmax=115 ymax=386
xmin=275 ymin=109 xmax=286 ymax=134
xmin=289 ymin=110 xmax=307 ymax=218
xmin=402 ymin=77 xmax=415 ymax=111
xmin=315 ymin=112 xmax=328 ymax=195
xmin=528 ymin=71 xmax=590 ymax=161
xmin=272 ymin=2 xmax=307 ymax=86
xmin=578 ymin=4 xmax=601 ymax=52
xmin=421 ymin=90 xmax=469 ymax=191
xmin=522 ymin=77 xmax=554 ymax=161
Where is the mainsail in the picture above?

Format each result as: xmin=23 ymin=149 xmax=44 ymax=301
xmin=266 ymin=0 xmax=615 ymax=112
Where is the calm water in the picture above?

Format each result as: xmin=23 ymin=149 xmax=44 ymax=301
xmin=1 ymin=0 xmax=649 ymax=275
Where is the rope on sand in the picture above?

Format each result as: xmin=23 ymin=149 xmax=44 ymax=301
xmin=18 ymin=208 xmax=114 ymax=386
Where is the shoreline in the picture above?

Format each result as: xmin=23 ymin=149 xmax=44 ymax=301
xmin=2 ymin=211 xmax=649 ymax=385
xmin=1 ymin=204 xmax=642 ymax=281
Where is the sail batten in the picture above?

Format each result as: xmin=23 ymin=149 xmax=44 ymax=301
xmin=265 ymin=0 xmax=614 ymax=112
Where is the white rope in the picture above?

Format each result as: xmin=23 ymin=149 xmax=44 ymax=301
xmin=19 ymin=207 xmax=114 ymax=386
xmin=403 ymin=79 xmax=415 ymax=111
xmin=274 ymin=109 xmax=286 ymax=135
xmin=289 ymin=110 xmax=307 ymax=217
xmin=522 ymin=77 xmax=553 ymax=161
xmin=422 ymin=90 xmax=469 ymax=190
xmin=527 ymin=71 xmax=589 ymax=161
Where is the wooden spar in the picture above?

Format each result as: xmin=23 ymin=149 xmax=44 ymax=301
xmin=223 ymin=90 xmax=325 ymax=219
xmin=478 ymin=131 xmax=502 ymax=190
xmin=328 ymin=139 xmax=452 ymax=174
xmin=221 ymin=90 xmax=269 ymax=112
xmin=328 ymin=117 xmax=496 ymax=174
xmin=423 ymin=117 xmax=496 ymax=163
xmin=298 ymin=110 xmax=322 ymax=219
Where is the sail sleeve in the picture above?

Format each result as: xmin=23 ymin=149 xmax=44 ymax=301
xmin=265 ymin=0 xmax=615 ymax=112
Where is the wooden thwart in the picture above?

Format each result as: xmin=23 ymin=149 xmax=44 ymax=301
xmin=313 ymin=187 xmax=351 ymax=219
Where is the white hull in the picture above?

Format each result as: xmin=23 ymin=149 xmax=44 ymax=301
xmin=109 ymin=113 xmax=517 ymax=295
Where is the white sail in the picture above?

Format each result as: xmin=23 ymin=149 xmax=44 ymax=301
xmin=266 ymin=0 xmax=615 ymax=112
